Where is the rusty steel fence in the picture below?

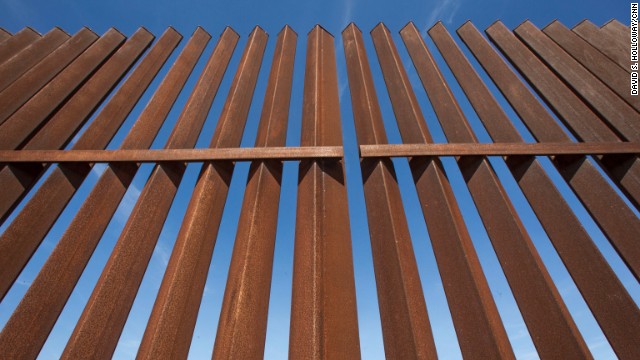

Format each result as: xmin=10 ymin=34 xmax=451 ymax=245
xmin=0 ymin=19 xmax=638 ymax=359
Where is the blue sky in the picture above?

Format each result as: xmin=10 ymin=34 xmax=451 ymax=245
xmin=0 ymin=0 xmax=637 ymax=359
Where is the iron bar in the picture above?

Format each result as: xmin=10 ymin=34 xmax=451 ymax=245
xmin=0 ymin=28 xmax=11 ymax=42
xmin=288 ymin=25 xmax=361 ymax=360
xmin=543 ymin=20 xmax=640 ymax=112
xmin=0 ymin=28 xmax=153 ymax=215
xmin=0 ymin=27 xmax=70 ymax=92
xmin=484 ymin=21 xmax=640 ymax=280
xmin=0 ymin=28 xmax=98 ymax=125
xmin=0 ymin=27 xmax=41 ymax=65
xmin=398 ymin=22 xmax=591 ymax=358
xmin=0 ymin=27 xmax=201 ymax=359
xmin=132 ymin=26 xmax=268 ymax=360
xmin=431 ymin=21 xmax=640 ymax=359
xmin=60 ymin=27 xmax=246 ymax=359
xmin=347 ymin=23 xmax=514 ymax=359
xmin=601 ymin=20 xmax=630 ymax=50
xmin=572 ymin=20 xmax=629 ymax=73
xmin=0 ymin=27 xmax=182 ymax=292
xmin=0 ymin=28 xmax=126 ymax=150
xmin=514 ymin=21 xmax=639 ymax=142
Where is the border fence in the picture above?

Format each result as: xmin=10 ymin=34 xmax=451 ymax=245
xmin=0 ymin=19 xmax=638 ymax=359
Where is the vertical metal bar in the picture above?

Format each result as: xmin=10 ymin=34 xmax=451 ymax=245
xmin=0 ymin=28 xmax=211 ymax=360
xmin=601 ymin=20 xmax=630 ymax=49
xmin=483 ymin=21 xmax=640 ymax=280
xmin=0 ymin=26 xmax=187 ymax=304
xmin=0 ymin=28 xmax=11 ymax=43
xmin=0 ymin=28 xmax=126 ymax=150
xmin=572 ymin=20 xmax=629 ymax=72
xmin=0 ymin=28 xmax=98 ymax=125
xmin=431 ymin=22 xmax=640 ymax=359
xmin=61 ymin=27 xmax=247 ymax=360
xmin=26 ymin=28 xmax=154 ymax=151
xmin=542 ymin=21 xmax=639 ymax=112
xmin=0 ymin=28 xmax=124 ymax=221
xmin=0 ymin=27 xmax=41 ymax=65
xmin=0 ymin=28 xmax=154 ymax=221
xmin=513 ymin=21 xmax=639 ymax=142
xmin=0 ymin=27 xmax=181 ymax=280
xmin=394 ymin=22 xmax=591 ymax=359
xmin=480 ymin=21 xmax=640 ymax=212
xmin=344 ymin=24 xmax=513 ymax=359
xmin=288 ymin=25 xmax=361 ymax=360
xmin=209 ymin=26 xmax=296 ymax=359
xmin=0 ymin=27 xmax=70 ymax=92
xmin=134 ymin=27 xmax=267 ymax=360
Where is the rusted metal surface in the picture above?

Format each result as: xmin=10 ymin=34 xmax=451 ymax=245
xmin=0 ymin=27 xmax=40 ymax=65
xmin=2 ymin=142 xmax=637 ymax=164
xmin=485 ymin=21 xmax=640 ymax=281
xmin=0 ymin=28 xmax=195 ymax=359
xmin=288 ymin=25 xmax=361 ymax=360
xmin=398 ymin=22 xmax=591 ymax=359
xmin=347 ymin=23 xmax=513 ymax=359
xmin=542 ymin=21 xmax=640 ymax=112
xmin=487 ymin=21 xmax=640 ymax=208
xmin=601 ymin=19 xmax=630 ymax=49
xmin=431 ymin=21 xmax=640 ymax=359
xmin=361 ymin=143 xmax=639 ymax=157
xmin=0 ymin=28 xmax=212 ymax=360
xmin=0 ymin=27 xmax=70 ymax=92
xmin=514 ymin=21 xmax=639 ymax=142
xmin=59 ymin=27 xmax=240 ymax=360
xmin=0 ymin=21 xmax=638 ymax=359
xmin=0 ymin=28 xmax=11 ymax=42
xmin=0 ymin=146 xmax=343 ymax=163
xmin=0 ymin=28 xmax=152 ymax=221
xmin=0 ymin=27 xmax=182 ymax=299
xmin=210 ymin=25 xmax=296 ymax=360
xmin=344 ymin=24 xmax=437 ymax=359
xmin=0 ymin=28 xmax=98 ymax=125
xmin=573 ymin=20 xmax=630 ymax=72
xmin=0 ymin=28 xmax=125 ymax=150
xmin=134 ymin=26 xmax=264 ymax=359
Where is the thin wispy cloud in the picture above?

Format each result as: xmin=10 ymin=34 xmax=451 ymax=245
xmin=154 ymin=242 xmax=171 ymax=267
xmin=425 ymin=0 xmax=462 ymax=30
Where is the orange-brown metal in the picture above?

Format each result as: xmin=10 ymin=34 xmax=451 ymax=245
xmin=0 ymin=28 xmax=153 ymax=222
xmin=345 ymin=23 xmax=513 ymax=359
xmin=0 ymin=27 xmax=70 ymax=92
xmin=573 ymin=20 xmax=629 ymax=72
xmin=133 ymin=26 xmax=267 ymax=360
xmin=0 ymin=28 xmax=194 ymax=359
xmin=600 ymin=20 xmax=630 ymax=52
xmin=432 ymin=21 xmax=640 ymax=359
xmin=210 ymin=25 xmax=296 ymax=359
xmin=542 ymin=21 xmax=640 ymax=112
xmin=288 ymin=25 xmax=361 ymax=359
xmin=61 ymin=27 xmax=241 ymax=360
xmin=0 ymin=27 xmax=183 ymax=303
xmin=0 ymin=28 xmax=98 ymax=125
xmin=484 ymin=21 xmax=640 ymax=281
xmin=514 ymin=21 xmax=639 ymax=142
xmin=0 ymin=28 xmax=11 ymax=43
xmin=0 ymin=27 xmax=41 ymax=65
xmin=0 ymin=22 xmax=638 ymax=360
xmin=393 ymin=22 xmax=590 ymax=359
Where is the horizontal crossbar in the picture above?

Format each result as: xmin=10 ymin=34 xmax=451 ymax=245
xmin=0 ymin=147 xmax=344 ymax=163
xmin=0 ymin=143 xmax=637 ymax=163
xmin=359 ymin=142 xmax=640 ymax=157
